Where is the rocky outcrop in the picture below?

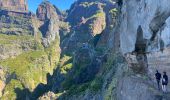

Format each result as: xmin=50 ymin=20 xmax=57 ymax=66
xmin=37 ymin=1 xmax=70 ymax=47
xmin=38 ymin=91 xmax=57 ymax=100
xmin=0 ymin=4 xmax=37 ymax=60
xmin=50 ymin=0 xmax=170 ymax=99
xmin=72 ymin=45 xmax=101 ymax=84
xmin=0 ymin=12 xmax=35 ymax=35
xmin=117 ymin=75 xmax=159 ymax=100
xmin=66 ymin=1 xmax=107 ymax=46
xmin=36 ymin=1 xmax=59 ymax=21
xmin=114 ymin=0 xmax=170 ymax=99
xmin=0 ymin=0 xmax=35 ymax=35
xmin=62 ymin=0 xmax=116 ymax=53
xmin=119 ymin=0 xmax=170 ymax=54
xmin=0 ymin=67 xmax=5 ymax=97
xmin=0 ymin=1 xmax=62 ymax=99
xmin=37 ymin=1 xmax=60 ymax=47
xmin=117 ymin=0 xmax=170 ymax=84
xmin=0 ymin=0 xmax=28 ymax=12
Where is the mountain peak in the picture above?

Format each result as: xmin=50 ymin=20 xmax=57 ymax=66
xmin=36 ymin=1 xmax=59 ymax=21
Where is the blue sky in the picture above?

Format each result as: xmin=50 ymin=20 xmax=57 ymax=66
xmin=28 ymin=0 xmax=76 ymax=13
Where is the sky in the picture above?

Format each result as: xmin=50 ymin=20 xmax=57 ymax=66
xmin=28 ymin=0 xmax=76 ymax=13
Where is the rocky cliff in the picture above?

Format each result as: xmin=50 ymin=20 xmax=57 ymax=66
xmin=0 ymin=0 xmax=28 ymax=12
xmin=0 ymin=1 xmax=63 ymax=99
xmin=62 ymin=0 xmax=116 ymax=54
xmin=51 ymin=0 xmax=170 ymax=99
xmin=1 ymin=0 xmax=170 ymax=100
xmin=116 ymin=0 xmax=170 ymax=99
xmin=37 ymin=1 xmax=70 ymax=47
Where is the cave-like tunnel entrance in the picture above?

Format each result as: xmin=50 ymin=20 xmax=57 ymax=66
xmin=133 ymin=25 xmax=148 ymax=74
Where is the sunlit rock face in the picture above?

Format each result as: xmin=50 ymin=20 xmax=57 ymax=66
xmin=117 ymin=0 xmax=170 ymax=99
xmin=120 ymin=0 xmax=170 ymax=54
xmin=0 ymin=0 xmax=28 ymax=12
xmin=120 ymin=0 xmax=170 ymax=74
xmin=120 ymin=0 xmax=170 ymax=75
xmin=62 ymin=0 xmax=117 ymax=53
xmin=36 ymin=1 xmax=59 ymax=21
xmin=36 ymin=1 xmax=60 ymax=47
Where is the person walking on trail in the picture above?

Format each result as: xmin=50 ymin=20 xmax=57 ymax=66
xmin=155 ymin=70 xmax=161 ymax=90
xmin=162 ymin=72 xmax=168 ymax=92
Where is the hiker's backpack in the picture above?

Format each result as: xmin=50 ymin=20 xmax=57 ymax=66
xmin=162 ymin=78 xmax=166 ymax=83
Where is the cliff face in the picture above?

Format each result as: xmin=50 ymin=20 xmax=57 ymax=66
xmin=119 ymin=0 xmax=170 ymax=85
xmin=114 ymin=0 xmax=170 ymax=100
xmin=0 ymin=0 xmax=28 ymax=12
xmin=62 ymin=0 xmax=116 ymax=53
xmin=1 ymin=0 xmax=170 ymax=100
xmin=0 ymin=1 xmax=63 ymax=99
xmin=36 ymin=1 xmax=59 ymax=21
xmin=119 ymin=0 xmax=170 ymax=54
xmin=48 ymin=0 xmax=170 ymax=99
xmin=37 ymin=1 xmax=70 ymax=47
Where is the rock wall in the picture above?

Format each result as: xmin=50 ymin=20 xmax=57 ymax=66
xmin=119 ymin=0 xmax=170 ymax=54
xmin=0 ymin=0 xmax=28 ymax=12
xmin=117 ymin=0 xmax=170 ymax=99
xmin=62 ymin=0 xmax=116 ymax=53
xmin=37 ymin=1 xmax=70 ymax=47
xmin=0 ymin=1 xmax=63 ymax=99
xmin=118 ymin=0 xmax=170 ymax=80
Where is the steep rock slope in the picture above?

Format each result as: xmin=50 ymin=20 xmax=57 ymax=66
xmin=114 ymin=0 xmax=170 ymax=100
xmin=37 ymin=1 xmax=70 ymax=47
xmin=62 ymin=0 xmax=116 ymax=53
xmin=38 ymin=0 xmax=120 ymax=99
xmin=0 ymin=1 xmax=63 ymax=99
xmin=0 ymin=0 xmax=28 ymax=12
xmin=39 ymin=0 xmax=170 ymax=100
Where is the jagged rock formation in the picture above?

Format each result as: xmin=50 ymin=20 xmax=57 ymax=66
xmin=118 ymin=0 xmax=170 ymax=86
xmin=114 ymin=0 xmax=170 ymax=100
xmin=37 ymin=1 xmax=70 ymax=47
xmin=49 ymin=0 xmax=170 ymax=99
xmin=0 ymin=1 xmax=63 ymax=99
xmin=36 ymin=1 xmax=60 ymax=47
xmin=0 ymin=3 xmax=36 ymax=60
xmin=62 ymin=0 xmax=116 ymax=53
xmin=0 ymin=0 xmax=28 ymax=12
xmin=0 ymin=0 xmax=37 ymax=61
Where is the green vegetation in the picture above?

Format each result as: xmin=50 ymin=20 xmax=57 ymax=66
xmin=0 ymin=51 xmax=49 ymax=90
xmin=62 ymin=76 xmax=103 ymax=97
xmin=0 ymin=15 xmax=33 ymax=35
xmin=109 ymin=8 xmax=118 ymax=16
xmin=45 ymin=37 xmax=61 ymax=70
xmin=0 ymin=34 xmax=33 ymax=45
xmin=90 ymin=76 xmax=103 ymax=92
xmin=88 ymin=11 xmax=105 ymax=20
xmin=80 ymin=2 xmax=105 ymax=8
xmin=59 ymin=55 xmax=73 ymax=74
xmin=60 ymin=51 xmax=125 ymax=99
xmin=1 ymin=79 xmax=23 ymax=100
xmin=80 ymin=2 xmax=96 ymax=7
xmin=101 ymin=52 xmax=126 ymax=100
xmin=0 ymin=33 xmax=60 ymax=98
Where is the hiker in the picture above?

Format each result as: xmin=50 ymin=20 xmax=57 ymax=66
xmin=155 ymin=70 xmax=161 ymax=90
xmin=162 ymin=72 xmax=168 ymax=92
